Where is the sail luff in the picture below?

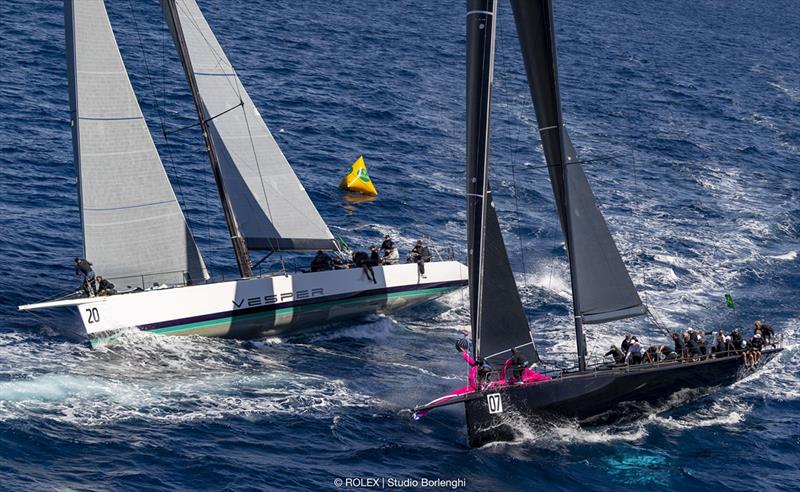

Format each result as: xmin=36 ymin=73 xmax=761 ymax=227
xmin=65 ymin=0 xmax=208 ymax=289
xmin=467 ymin=0 xmax=538 ymax=364
xmin=161 ymin=0 xmax=335 ymax=253
xmin=162 ymin=0 xmax=253 ymax=278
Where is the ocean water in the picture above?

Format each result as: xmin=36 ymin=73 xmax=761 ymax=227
xmin=1 ymin=0 xmax=798 ymax=490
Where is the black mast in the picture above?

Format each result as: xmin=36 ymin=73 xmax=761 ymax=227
xmin=467 ymin=0 xmax=538 ymax=365
xmin=466 ymin=0 xmax=497 ymax=360
xmin=162 ymin=0 xmax=253 ymax=278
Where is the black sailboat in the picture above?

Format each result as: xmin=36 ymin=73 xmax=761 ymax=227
xmin=414 ymin=0 xmax=783 ymax=448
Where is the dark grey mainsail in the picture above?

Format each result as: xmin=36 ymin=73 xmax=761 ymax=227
xmin=510 ymin=0 xmax=645 ymax=368
xmin=65 ymin=0 xmax=208 ymax=289
xmin=162 ymin=0 xmax=334 ymax=257
xmin=467 ymin=0 xmax=538 ymax=365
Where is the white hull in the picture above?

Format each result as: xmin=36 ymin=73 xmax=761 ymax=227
xmin=19 ymin=261 xmax=468 ymax=346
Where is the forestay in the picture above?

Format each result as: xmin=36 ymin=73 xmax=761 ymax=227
xmin=163 ymin=0 xmax=334 ymax=251
xmin=65 ymin=0 xmax=208 ymax=289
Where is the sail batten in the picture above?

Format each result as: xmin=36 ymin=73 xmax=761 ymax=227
xmin=162 ymin=0 xmax=334 ymax=252
xmin=467 ymin=0 xmax=538 ymax=365
xmin=66 ymin=0 xmax=208 ymax=289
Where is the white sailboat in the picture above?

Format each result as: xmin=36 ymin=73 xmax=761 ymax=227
xmin=18 ymin=0 xmax=467 ymax=346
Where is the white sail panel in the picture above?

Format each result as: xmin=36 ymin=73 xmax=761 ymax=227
xmin=167 ymin=0 xmax=334 ymax=251
xmin=66 ymin=0 xmax=208 ymax=289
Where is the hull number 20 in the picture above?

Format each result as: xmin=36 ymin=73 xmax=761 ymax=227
xmin=85 ymin=307 xmax=100 ymax=324
xmin=486 ymin=393 xmax=503 ymax=414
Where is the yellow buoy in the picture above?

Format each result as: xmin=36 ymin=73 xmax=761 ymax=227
xmin=339 ymin=155 xmax=377 ymax=196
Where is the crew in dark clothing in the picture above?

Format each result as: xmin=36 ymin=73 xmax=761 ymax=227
xmin=755 ymin=320 xmax=774 ymax=345
xmin=620 ymin=334 xmax=633 ymax=355
xmin=605 ymin=345 xmax=626 ymax=364
xmin=686 ymin=333 xmax=702 ymax=359
xmin=695 ymin=331 xmax=708 ymax=356
xmin=310 ymin=250 xmax=333 ymax=272
xmin=353 ymin=251 xmax=377 ymax=283
xmin=380 ymin=235 xmax=395 ymax=255
xmin=505 ymin=348 xmax=529 ymax=383
xmin=711 ymin=331 xmax=727 ymax=357
xmin=74 ymin=257 xmax=96 ymax=296
xmin=407 ymin=240 xmax=432 ymax=275
xmin=660 ymin=345 xmax=678 ymax=360
xmin=671 ymin=332 xmax=685 ymax=359
xmin=95 ymin=276 xmax=116 ymax=296
xmin=369 ymin=246 xmax=381 ymax=266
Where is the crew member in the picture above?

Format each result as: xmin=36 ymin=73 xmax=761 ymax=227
xmin=74 ymin=257 xmax=96 ymax=296
xmin=382 ymin=246 xmax=399 ymax=265
xmin=671 ymin=332 xmax=685 ymax=359
xmin=686 ymin=331 xmax=702 ymax=359
xmin=310 ymin=250 xmax=333 ymax=272
xmin=604 ymin=345 xmax=626 ymax=364
xmin=754 ymin=320 xmax=774 ymax=345
xmin=626 ymin=337 xmax=644 ymax=364
xmin=95 ymin=276 xmax=116 ymax=296
xmin=407 ymin=240 xmax=432 ymax=275
xmin=380 ymin=235 xmax=395 ymax=255
xmin=503 ymin=348 xmax=529 ymax=383
xmin=749 ymin=332 xmax=764 ymax=366
xmin=369 ymin=246 xmax=381 ymax=266
xmin=620 ymin=334 xmax=632 ymax=355
xmin=353 ymin=251 xmax=377 ymax=283
xmin=456 ymin=337 xmax=489 ymax=390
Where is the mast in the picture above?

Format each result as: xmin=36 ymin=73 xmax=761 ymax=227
xmin=467 ymin=0 xmax=538 ymax=365
xmin=162 ymin=0 xmax=252 ymax=278
xmin=466 ymin=0 xmax=498 ymax=360
xmin=510 ymin=0 xmax=645 ymax=372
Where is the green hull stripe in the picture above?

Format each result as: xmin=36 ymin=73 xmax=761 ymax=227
xmin=89 ymin=286 xmax=457 ymax=346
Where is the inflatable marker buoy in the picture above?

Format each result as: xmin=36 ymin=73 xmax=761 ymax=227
xmin=339 ymin=156 xmax=377 ymax=196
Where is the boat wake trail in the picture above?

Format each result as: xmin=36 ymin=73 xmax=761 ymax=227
xmin=0 ymin=331 xmax=369 ymax=426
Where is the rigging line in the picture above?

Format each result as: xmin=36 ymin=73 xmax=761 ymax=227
xmin=161 ymin=101 xmax=244 ymax=136
xmin=125 ymin=0 xmax=195 ymax=236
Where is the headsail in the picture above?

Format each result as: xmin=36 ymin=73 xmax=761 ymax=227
xmin=65 ymin=0 xmax=208 ymax=289
xmin=467 ymin=0 xmax=538 ymax=365
xmin=510 ymin=0 xmax=644 ymax=324
xmin=510 ymin=0 xmax=645 ymax=369
xmin=161 ymin=0 xmax=334 ymax=252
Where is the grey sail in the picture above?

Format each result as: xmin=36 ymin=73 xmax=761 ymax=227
xmin=510 ymin=0 xmax=645 ymax=325
xmin=467 ymin=0 xmax=538 ymax=365
xmin=162 ymin=0 xmax=334 ymax=252
xmin=65 ymin=0 xmax=208 ymax=289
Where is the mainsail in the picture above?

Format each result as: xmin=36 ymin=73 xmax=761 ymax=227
xmin=161 ymin=0 xmax=334 ymax=253
xmin=65 ymin=0 xmax=208 ymax=289
xmin=467 ymin=0 xmax=538 ymax=365
xmin=510 ymin=0 xmax=645 ymax=367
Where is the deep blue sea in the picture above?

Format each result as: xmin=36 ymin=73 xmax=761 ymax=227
xmin=1 ymin=0 xmax=798 ymax=490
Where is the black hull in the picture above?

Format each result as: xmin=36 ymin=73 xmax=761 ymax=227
xmin=465 ymin=349 xmax=782 ymax=447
